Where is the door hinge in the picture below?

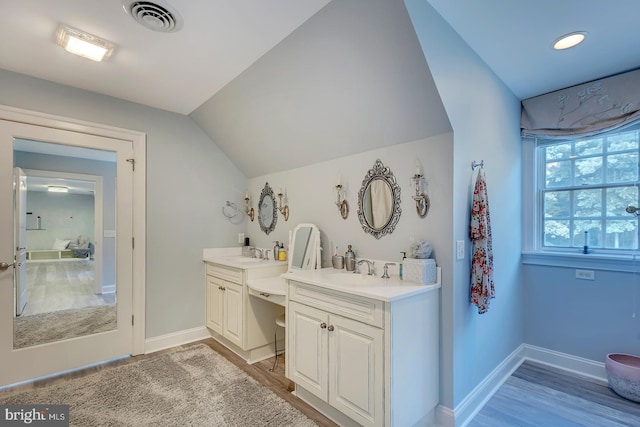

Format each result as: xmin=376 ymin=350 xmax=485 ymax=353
xmin=132 ymin=237 xmax=135 ymax=249
xmin=126 ymin=158 xmax=136 ymax=171
xmin=132 ymin=315 xmax=135 ymax=326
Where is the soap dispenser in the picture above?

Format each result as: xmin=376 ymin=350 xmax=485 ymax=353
xmin=345 ymin=245 xmax=356 ymax=271
xmin=399 ymin=251 xmax=407 ymax=280
xmin=278 ymin=243 xmax=287 ymax=261
xmin=273 ymin=241 xmax=280 ymax=261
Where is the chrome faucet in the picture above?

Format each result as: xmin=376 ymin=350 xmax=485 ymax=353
xmin=251 ymin=248 xmax=264 ymax=259
xmin=382 ymin=262 xmax=396 ymax=279
xmin=355 ymin=259 xmax=375 ymax=275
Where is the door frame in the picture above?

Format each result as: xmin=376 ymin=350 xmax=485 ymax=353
xmin=0 ymin=105 xmax=146 ymax=356
xmin=23 ymin=169 xmax=104 ymax=295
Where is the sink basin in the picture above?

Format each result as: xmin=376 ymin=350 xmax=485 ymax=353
xmin=326 ymin=273 xmax=386 ymax=286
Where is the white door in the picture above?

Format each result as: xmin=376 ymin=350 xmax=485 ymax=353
xmin=0 ymin=119 xmax=134 ymax=387
xmin=223 ymin=281 xmax=243 ymax=347
xmin=288 ymin=301 xmax=329 ymax=400
xmin=329 ymin=315 xmax=384 ymax=427
xmin=206 ymin=276 xmax=224 ymax=334
xmin=13 ymin=167 xmax=27 ymax=316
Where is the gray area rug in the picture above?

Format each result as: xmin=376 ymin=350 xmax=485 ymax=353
xmin=0 ymin=344 xmax=318 ymax=427
xmin=13 ymin=305 xmax=117 ymax=349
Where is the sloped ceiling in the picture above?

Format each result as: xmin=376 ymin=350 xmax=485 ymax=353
xmin=190 ymin=0 xmax=451 ymax=177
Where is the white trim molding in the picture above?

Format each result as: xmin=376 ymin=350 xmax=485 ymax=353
xmin=522 ymin=344 xmax=607 ymax=383
xmin=144 ymin=326 xmax=211 ymax=354
xmin=436 ymin=344 xmax=606 ymax=427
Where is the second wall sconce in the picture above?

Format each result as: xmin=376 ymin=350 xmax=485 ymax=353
xmin=411 ymin=162 xmax=430 ymax=218
xmin=335 ymin=174 xmax=349 ymax=219
xmin=244 ymin=192 xmax=255 ymax=221
xmin=277 ymin=186 xmax=290 ymax=221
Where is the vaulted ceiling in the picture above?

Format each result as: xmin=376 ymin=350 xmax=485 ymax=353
xmin=2 ymin=0 xmax=639 ymax=176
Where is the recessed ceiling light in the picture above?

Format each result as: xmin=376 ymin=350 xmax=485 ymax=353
xmin=553 ymin=32 xmax=587 ymax=50
xmin=48 ymin=186 xmax=69 ymax=193
xmin=56 ymin=25 xmax=115 ymax=62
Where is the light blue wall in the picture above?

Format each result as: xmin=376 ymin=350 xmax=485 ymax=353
xmin=405 ymin=0 xmax=523 ymax=409
xmin=524 ymin=264 xmax=640 ymax=360
xmin=0 ymin=69 xmax=247 ymax=338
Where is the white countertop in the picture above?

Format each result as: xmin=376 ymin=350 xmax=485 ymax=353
xmin=282 ymin=267 xmax=441 ymax=303
xmin=202 ymin=247 xmax=287 ymax=270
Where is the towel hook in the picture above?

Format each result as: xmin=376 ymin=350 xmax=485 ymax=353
xmin=471 ymin=160 xmax=484 ymax=171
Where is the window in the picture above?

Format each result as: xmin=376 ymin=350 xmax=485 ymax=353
xmin=536 ymin=125 xmax=640 ymax=254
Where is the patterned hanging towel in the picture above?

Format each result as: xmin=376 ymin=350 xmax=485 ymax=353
xmin=469 ymin=169 xmax=494 ymax=314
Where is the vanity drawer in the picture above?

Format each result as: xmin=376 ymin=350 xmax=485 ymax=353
xmin=289 ymin=281 xmax=384 ymax=328
xmin=206 ymin=263 xmax=243 ymax=284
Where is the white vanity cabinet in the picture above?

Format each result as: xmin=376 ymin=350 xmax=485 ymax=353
xmin=204 ymin=260 xmax=287 ymax=363
xmin=288 ymin=299 xmax=384 ymax=426
xmin=286 ymin=274 xmax=440 ymax=427
xmin=206 ymin=275 xmax=243 ymax=347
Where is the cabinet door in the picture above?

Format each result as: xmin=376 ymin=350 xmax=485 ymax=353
xmin=206 ymin=276 xmax=224 ymax=334
xmin=329 ymin=314 xmax=384 ymax=427
xmin=222 ymin=280 xmax=244 ymax=348
xmin=288 ymin=301 xmax=329 ymax=401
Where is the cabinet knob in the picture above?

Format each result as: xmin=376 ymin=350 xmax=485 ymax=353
xmin=320 ymin=322 xmax=327 ymax=329
xmin=328 ymin=325 xmax=335 ymax=332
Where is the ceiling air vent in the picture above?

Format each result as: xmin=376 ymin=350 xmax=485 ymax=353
xmin=122 ymin=0 xmax=183 ymax=33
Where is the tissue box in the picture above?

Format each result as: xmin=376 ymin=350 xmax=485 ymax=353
xmin=403 ymin=258 xmax=436 ymax=285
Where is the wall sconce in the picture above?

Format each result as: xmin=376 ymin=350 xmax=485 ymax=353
xmin=411 ymin=163 xmax=430 ymax=218
xmin=244 ymin=192 xmax=255 ymax=221
xmin=335 ymin=175 xmax=349 ymax=219
xmin=277 ymin=186 xmax=290 ymax=221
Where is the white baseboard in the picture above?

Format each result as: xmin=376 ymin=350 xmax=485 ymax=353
xmin=144 ymin=326 xmax=211 ymax=354
xmin=452 ymin=344 xmax=525 ymax=427
xmin=435 ymin=344 xmax=606 ymax=427
xmin=522 ymin=344 xmax=607 ymax=383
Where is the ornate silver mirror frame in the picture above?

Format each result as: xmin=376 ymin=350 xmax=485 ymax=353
xmin=357 ymin=159 xmax=402 ymax=239
xmin=258 ymin=182 xmax=278 ymax=235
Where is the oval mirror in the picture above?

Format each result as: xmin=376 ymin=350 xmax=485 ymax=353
xmin=258 ymin=182 xmax=277 ymax=235
xmin=357 ymin=159 xmax=401 ymax=239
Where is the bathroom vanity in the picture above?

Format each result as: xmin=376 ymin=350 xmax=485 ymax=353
xmin=203 ymin=250 xmax=287 ymax=363
xmin=283 ymin=267 xmax=441 ymax=427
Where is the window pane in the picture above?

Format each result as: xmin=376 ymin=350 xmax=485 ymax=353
xmin=607 ymin=131 xmax=639 ymax=152
xmin=605 ymin=219 xmax=638 ymax=249
xmin=575 ymin=157 xmax=602 ymax=185
xmin=607 ymin=152 xmax=638 ymax=183
xmin=543 ymin=220 xmax=570 ymax=246
xmin=545 ymin=143 xmax=572 ymax=160
xmin=574 ymin=189 xmax=602 ymax=217
xmin=544 ymin=191 xmax=570 ymax=218
xmin=575 ymin=138 xmax=602 ymax=156
xmin=607 ymin=186 xmax=638 ymax=216
xmin=546 ymin=160 xmax=571 ymax=188
xmin=574 ymin=220 xmax=601 ymax=247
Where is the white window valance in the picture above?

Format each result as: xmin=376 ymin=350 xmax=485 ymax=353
xmin=521 ymin=68 xmax=640 ymax=138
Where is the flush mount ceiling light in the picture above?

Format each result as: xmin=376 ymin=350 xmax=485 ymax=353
xmin=47 ymin=186 xmax=69 ymax=193
xmin=56 ymin=25 xmax=115 ymax=62
xmin=553 ymin=31 xmax=587 ymax=50
xmin=121 ymin=0 xmax=184 ymax=33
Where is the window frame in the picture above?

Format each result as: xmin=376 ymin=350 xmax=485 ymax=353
xmin=522 ymin=124 xmax=640 ymax=268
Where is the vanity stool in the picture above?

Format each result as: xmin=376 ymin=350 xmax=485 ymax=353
xmin=270 ymin=313 xmax=286 ymax=372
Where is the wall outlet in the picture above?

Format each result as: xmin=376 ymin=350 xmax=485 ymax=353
xmin=238 ymin=233 xmax=245 ymax=245
xmin=575 ymin=269 xmax=595 ymax=280
xmin=456 ymin=240 xmax=464 ymax=260
xmin=104 ymin=230 xmax=116 ymax=238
